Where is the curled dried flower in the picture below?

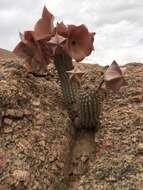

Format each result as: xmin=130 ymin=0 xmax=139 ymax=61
xmin=34 ymin=6 xmax=54 ymax=40
xmin=13 ymin=37 xmax=49 ymax=73
xmin=56 ymin=21 xmax=68 ymax=37
xmin=64 ymin=24 xmax=95 ymax=61
xmin=13 ymin=7 xmax=55 ymax=74
xmin=47 ymin=33 xmax=67 ymax=55
xmin=104 ymin=60 xmax=127 ymax=91
xmin=13 ymin=6 xmax=95 ymax=74
xmin=19 ymin=31 xmax=35 ymax=44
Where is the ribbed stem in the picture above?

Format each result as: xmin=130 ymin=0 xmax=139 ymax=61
xmin=53 ymin=49 xmax=79 ymax=120
xmin=53 ymin=48 xmax=102 ymax=130
xmin=76 ymin=90 xmax=101 ymax=129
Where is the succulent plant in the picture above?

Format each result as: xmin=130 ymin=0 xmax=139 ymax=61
xmin=13 ymin=7 xmax=127 ymax=130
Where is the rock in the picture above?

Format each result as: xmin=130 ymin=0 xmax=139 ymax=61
xmin=3 ymin=118 xmax=13 ymax=125
xmin=0 ymin=56 xmax=143 ymax=190
xmin=137 ymin=143 xmax=143 ymax=153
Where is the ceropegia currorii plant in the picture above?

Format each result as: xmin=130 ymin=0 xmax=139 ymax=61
xmin=13 ymin=6 xmax=127 ymax=129
xmin=13 ymin=6 xmax=95 ymax=74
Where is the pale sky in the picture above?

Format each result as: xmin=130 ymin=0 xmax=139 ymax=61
xmin=0 ymin=0 xmax=143 ymax=65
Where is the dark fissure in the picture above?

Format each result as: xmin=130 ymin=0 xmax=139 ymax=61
xmin=53 ymin=49 xmax=100 ymax=189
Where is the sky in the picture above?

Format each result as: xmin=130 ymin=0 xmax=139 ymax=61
xmin=0 ymin=0 xmax=143 ymax=65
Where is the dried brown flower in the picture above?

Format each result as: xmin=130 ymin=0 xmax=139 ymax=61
xmin=104 ymin=60 xmax=127 ymax=91
xmin=64 ymin=24 xmax=95 ymax=61
xmin=34 ymin=6 xmax=54 ymax=40
xmin=13 ymin=6 xmax=95 ymax=73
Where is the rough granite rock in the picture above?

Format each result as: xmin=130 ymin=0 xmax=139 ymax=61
xmin=0 ymin=56 xmax=73 ymax=190
xmin=68 ymin=63 xmax=143 ymax=190
xmin=0 ymin=53 xmax=143 ymax=190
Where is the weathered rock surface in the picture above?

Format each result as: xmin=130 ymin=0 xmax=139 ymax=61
xmin=69 ymin=63 xmax=143 ymax=190
xmin=0 ymin=51 xmax=143 ymax=190
xmin=0 ymin=56 xmax=72 ymax=190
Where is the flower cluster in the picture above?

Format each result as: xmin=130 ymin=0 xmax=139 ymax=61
xmin=13 ymin=6 xmax=95 ymax=73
